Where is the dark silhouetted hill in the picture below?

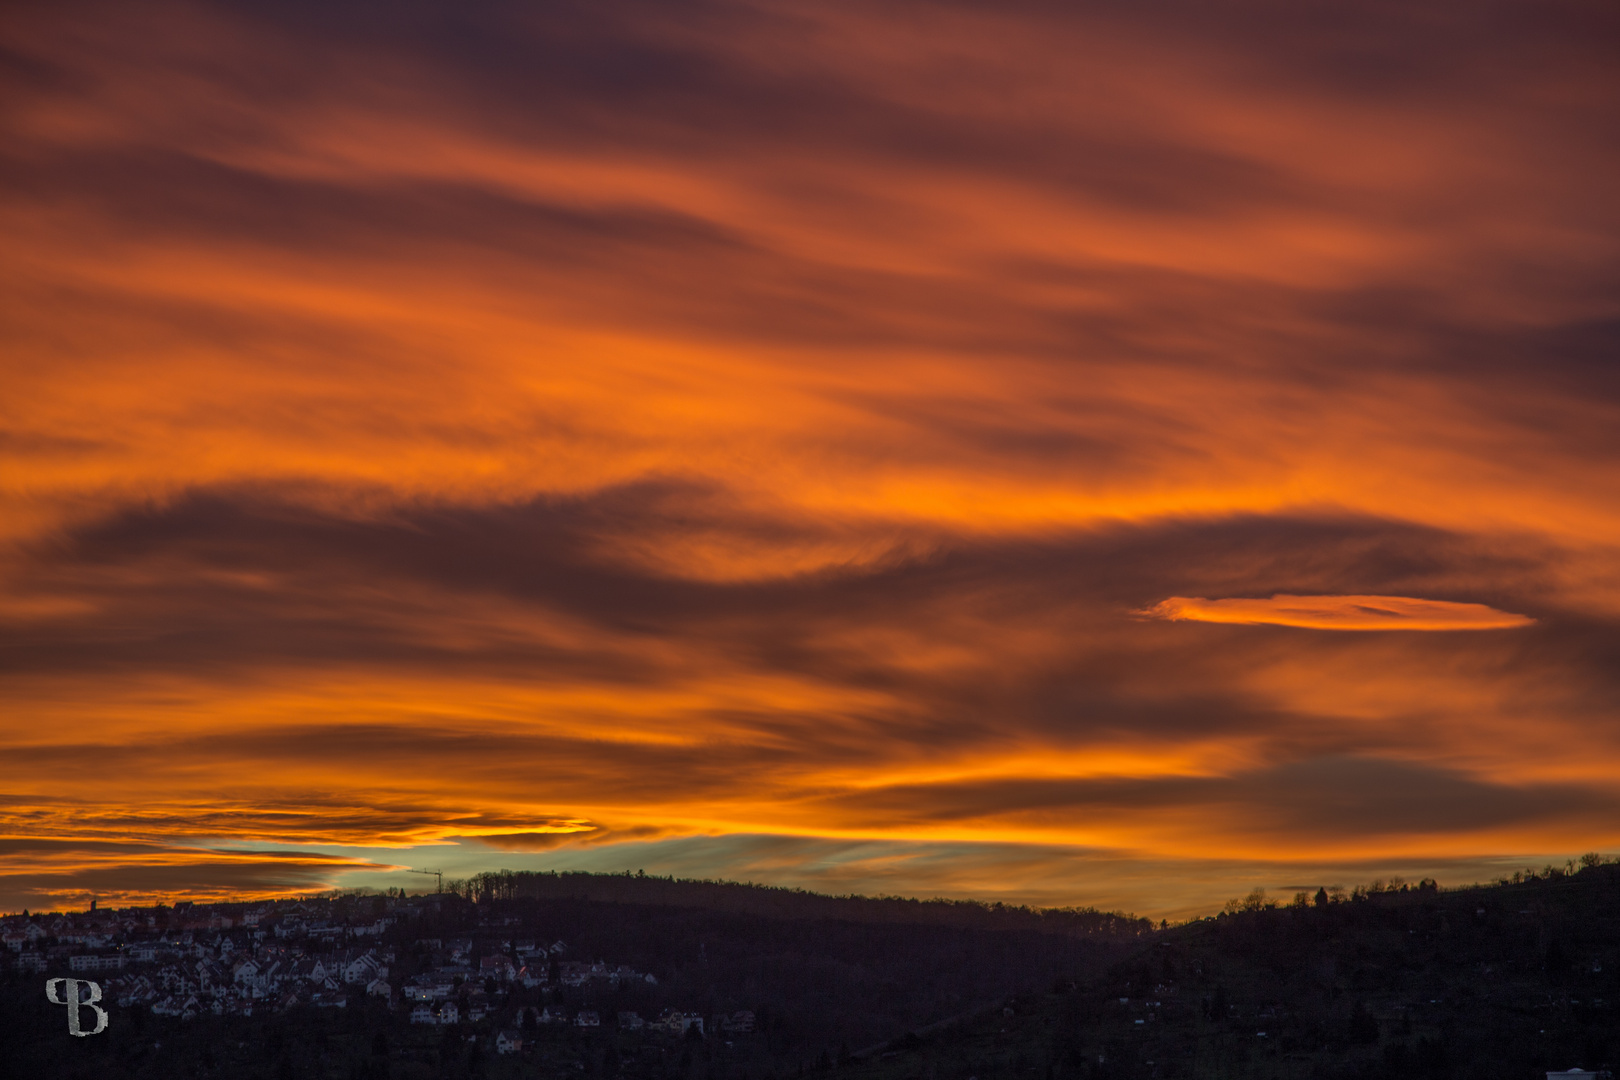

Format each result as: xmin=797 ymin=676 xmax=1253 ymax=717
xmin=450 ymin=869 xmax=1153 ymax=937
xmin=847 ymin=860 xmax=1620 ymax=1080
xmin=4 ymin=864 xmax=1616 ymax=1080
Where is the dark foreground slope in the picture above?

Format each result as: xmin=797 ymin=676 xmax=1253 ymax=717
xmin=846 ymin=863 xmax=1620 ymax=1080
xmin=5 ymin=863 xmax=1616 ymax=1080
xmin=0 ymin=873 xmax=1144 ymax=1080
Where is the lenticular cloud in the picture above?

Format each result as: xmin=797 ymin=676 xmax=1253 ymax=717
xmin=1143 ymin=594 xmax=1535 ymax=631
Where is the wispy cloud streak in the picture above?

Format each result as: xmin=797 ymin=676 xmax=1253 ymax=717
xmin=1143 ymin=594 xmax=1535 ymax=631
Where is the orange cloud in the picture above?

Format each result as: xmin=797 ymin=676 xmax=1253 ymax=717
xmin=0 ymin=835 xmax=396 ymax=912
xmin=1143 ymin=594 xmax=1536 ymax=631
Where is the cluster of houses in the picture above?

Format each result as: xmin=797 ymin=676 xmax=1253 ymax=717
xmin=483 ymin=1011 xmax=754 ymax=1057
xmin=2 ymin=902 xmax=397 ymax=1019
xmin=403 ymin=935 xmax=658 ymax=1028
xmin=1 ymin=898 xmax=736 ymax=1040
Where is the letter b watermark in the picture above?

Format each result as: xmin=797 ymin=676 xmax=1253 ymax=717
xmin=45 ymin=978 xmax=109 ymax=1036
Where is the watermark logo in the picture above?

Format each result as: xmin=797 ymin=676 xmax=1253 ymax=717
xmin=45 ymin=978 xmax=109 ymax=1036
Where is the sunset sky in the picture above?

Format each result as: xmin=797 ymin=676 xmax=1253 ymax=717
xmin=2 ymin=0 xmax=1617 ymax=919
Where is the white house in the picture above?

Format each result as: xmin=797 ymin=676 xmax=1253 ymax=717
xmin=496 ymin=1029 xmax=524 ymax=1055
xmin=69 ymin=954 xmax=125 ymax=972
xmin=406 ymin=974 xmax=456 ymax=1000
xmin=480 ymin=955 xmax=517 ymax=982
xmin=411 ymin=1000 xmax=460 ymax=1025
xmin=113 ymin=975 xmax=158 ymax=1007
xmin=153 ymin=994 xmax=202 ymax=1019
xmin=344 ymin=953 xmax=387 ymax=984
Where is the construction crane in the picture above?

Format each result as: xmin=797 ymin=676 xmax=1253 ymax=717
xmin=409 ymin=868 xmax=444 ymax=894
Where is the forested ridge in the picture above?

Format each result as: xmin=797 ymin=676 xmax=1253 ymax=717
xmin=848 ymin=860 xmax=1620 ymax=1080
xmin=446 ymin=870 xmax=1153 ymax=938
xmin=3 ymin=864 xmax=1617 ymax=1079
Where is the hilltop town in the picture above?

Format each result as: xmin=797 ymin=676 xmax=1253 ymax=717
xmin=0 ymin=873 xmax=1142 ymax=1078
xmin=2 ymin=890 xmax=744 ymax=1057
